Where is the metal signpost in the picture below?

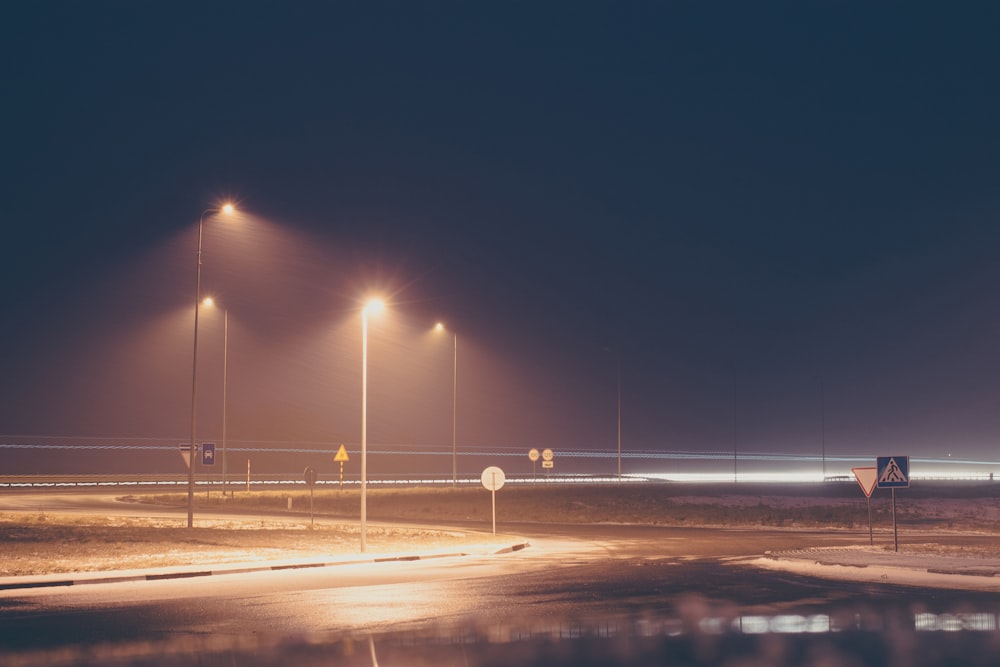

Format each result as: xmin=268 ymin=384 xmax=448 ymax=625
xmin=202 ymin=442 xmax=215 ymax=498
xmin=335 ymin=444 xmax=350 ymax=490
xmin=481 ymin=466 xmax=506 ymax=536
xmin=851 ymin=466 xmax=878 ymax=545
xmin=303 ymin=466 xmax=318 ymax=526
xmin=542 ymin=448 xmax=554 ymax=475
xmin=528 ymin=448 xmax=539 ymax=482
xmin=876 ymin=455 xmax=910 ymax=552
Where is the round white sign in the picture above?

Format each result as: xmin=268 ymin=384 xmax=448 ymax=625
xmin=542 ymin=448 xmax=554 ymax=461
xmin=481 ymin=466 xmax=506 ymax=491
xmin=528 ymin=448 xmax=540 ymax=462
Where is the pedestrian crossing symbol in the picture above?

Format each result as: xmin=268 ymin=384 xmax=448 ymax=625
xmin=876 ymin=455 xmax=909 ymax=488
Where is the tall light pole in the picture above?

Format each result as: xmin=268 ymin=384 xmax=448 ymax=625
xmin=223 ymin=305 xmax=229 ymax=497
xmin=616 ymin=360 xmax=621 ymax=483
xmin=434 ymin=323 xmax=458 ymax=487
xmin=604 ymin=347 xmax=622 ymax=483
xmin=202 ymin=297 xmax=230 ymax=498
xmin=361 ymin=297 xmax=385 ymax=553
xmin=188 ymin=203 xmax=235 ymax=528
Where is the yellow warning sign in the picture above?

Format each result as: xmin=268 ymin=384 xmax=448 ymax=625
xmin=334 ymin=444 xmax=350 ymax=462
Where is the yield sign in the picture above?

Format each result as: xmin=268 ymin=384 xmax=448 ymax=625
xmin=852 ymin=466 xmax=878 ymax=498
xmin=178 ymin=443 xmax=198 ymax=470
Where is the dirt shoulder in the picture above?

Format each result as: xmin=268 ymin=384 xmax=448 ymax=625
xmin=3 ymin=483 xmax=999 ymax=577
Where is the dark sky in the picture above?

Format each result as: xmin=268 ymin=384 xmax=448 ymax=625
xmin=2 ymin=3 xmax=1000 ymax=475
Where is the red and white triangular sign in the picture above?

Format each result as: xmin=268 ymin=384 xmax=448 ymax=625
xmin=179 ymin=443 xmax=193 ymax=470
xmin=852 ymin=466 xmax=878 ymax=498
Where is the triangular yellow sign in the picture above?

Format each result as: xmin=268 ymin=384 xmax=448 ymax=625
xmin=334 ymin=444 xmax=350 ymax=462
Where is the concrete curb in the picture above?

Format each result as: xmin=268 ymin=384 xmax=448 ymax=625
xmin=764 ymin=548 xmax=1000 ymax=579
xmin=0 ymin=541 xmax=531 ymax=592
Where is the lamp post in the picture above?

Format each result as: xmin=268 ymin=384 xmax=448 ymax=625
xmin=223 ymin=305 xmax=229 ymax=497
xmin=434 ymin=323 xmax=458 ymax=487
xmin=616 ymin=360 xmax=621 ymax=483
xmin=604 ymin=347 xmax=622 ymax=483
xmin=188 ymin=203 xmax=235 ymax=528
xmin=202 ymin=297 xmax=230 ymax=498
xmin=361 ymin=297 xmax=384 ymax=553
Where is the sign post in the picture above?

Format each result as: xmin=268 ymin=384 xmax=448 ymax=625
xmin=876 ymin=455 xmax=910 ymax=552
xmin=303 ymin=466 xmax=318 ymax=526
xmin=851 ymin=466 xmax=878 ymax=545
xmin=528 ymin=448 xmax=539 ymax=482
xmin=542 ymin=448 xmax=554 ymax=476
xmin=481 ymin=466 xmax=506 ymax=536
xmin=334 ymin=444 xmax=350 ymax=490
xmin=202 ymin=442 xmax=215 ymax=499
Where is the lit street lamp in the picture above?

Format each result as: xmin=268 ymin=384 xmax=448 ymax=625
xmin=360 ymin=297 xmax=385 ymax=553
xmin=188 ymin=203 xmax=235 ymax=528
xmin=202 ymin=297 xmax=230 ymax=498
xmin=434 ymin=322 xmax=458 ymax=487
xmin=604 ymin=347 xmax=622 ymax=483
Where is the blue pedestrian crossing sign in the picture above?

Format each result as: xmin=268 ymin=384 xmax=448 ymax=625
xmin=876 ymin=455 xmax=909 ymax=488
xmin=202 ymin=442 xmax=216 ymax=466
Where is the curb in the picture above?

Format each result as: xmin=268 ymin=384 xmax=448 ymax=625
xmin=0 ymin=541 xmax=531 ymax=592
xmin=764 ymin=549 xmax=1000 ymax=579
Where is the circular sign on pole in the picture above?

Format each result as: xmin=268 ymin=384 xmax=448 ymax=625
xmin=542 ymin=448 xmax=554 ymax=461
xmin=528 ymin=448 xmax=540 ymax=462
xmin=303 ymin=466 xmax=318 ymax=487
xmin=481 ymin=466 xmax=506 ymax=491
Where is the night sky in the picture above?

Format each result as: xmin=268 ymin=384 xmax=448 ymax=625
xmin=2 ymin=3 xmax=1000 ymax=477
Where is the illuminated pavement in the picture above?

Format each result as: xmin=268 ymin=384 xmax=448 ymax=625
xmin=5 ymin=528 xmax=1000 ymax=667
xmin=0 ymin=539 xmax=531 ymax=592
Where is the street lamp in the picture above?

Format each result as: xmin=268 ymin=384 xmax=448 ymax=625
xmin=604 ymin=347 xmax=622 ymax=483
xmin=616 ymin=360 xmax=621 ymax=483
xmin=188 ymin=203 xmax=236 ymax=528
xmin=434 ymin=322 xmax=458 ymax=487
xmin=360 ymin=297 xmax=385 ymax=553
xmin=202 ymin=297 xmax=230 ymax=498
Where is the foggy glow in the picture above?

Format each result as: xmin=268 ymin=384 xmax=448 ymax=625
xmin=221 ymin=203 xmax=235 ymax=215
xmin=644 ymin=472 xmax=828 ymax=483
xmin=364 ymin=298 xmax=385 ymax=315
xmin=202 ymin=297 xmax=214 ymax=308
xmin=435 ymin=322 xmax=445 ymax=332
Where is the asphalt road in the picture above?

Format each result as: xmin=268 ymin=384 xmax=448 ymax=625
xmin=6 ymin=490 xmax=1000 ymax=666
xmin=5 ymin=521 xmax=1000 ymax=663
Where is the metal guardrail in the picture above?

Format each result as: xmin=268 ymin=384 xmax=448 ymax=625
xmin=0 ymin=473 xmax=632 ymax=489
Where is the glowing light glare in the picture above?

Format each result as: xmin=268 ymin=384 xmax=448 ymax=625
xmin=364 ymin=298 xmax=385 ymax=315
xmin=643 ymin=471 xmax=828 ymax=484
xmin=202 ymin=297 xmax=214 ymax=308
xmin=735 ymin=614 xmax=831 ymax=634
xmin=915 ymin=613 xmax=998 ymax=632
xmin=435 ymin=322 xmax=445 ymax=332
xmin=221 ymin=203 xmax=235 ymax=215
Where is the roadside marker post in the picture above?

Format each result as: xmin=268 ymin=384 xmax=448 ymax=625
xmin=528 ymin=449 xmax=539 ymax=482
xmin=202 ymin=443 xmax=215 ymax=499
xmin=481 ymin=466 xmax=506 ymax=536
xmin=303 ymin=467 xmax=318 ymax=526
xmin=876 ymin=456 xmax=910 ymax=552
xmin=851 ymin=467 xmax=878 ymax=545
xmin=334 ymin=444 xmax=350 ymax=490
